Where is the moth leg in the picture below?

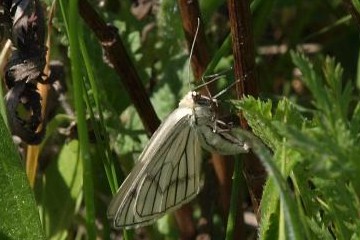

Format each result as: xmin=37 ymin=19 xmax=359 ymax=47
xmin=210 ymin=119 xmax=235 ymax=133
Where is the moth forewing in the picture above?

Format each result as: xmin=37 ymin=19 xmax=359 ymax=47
xmin=134 ymin=120 xmax=203 ymax=217
xmin=108 ymin=101 xmax=203 ymax=228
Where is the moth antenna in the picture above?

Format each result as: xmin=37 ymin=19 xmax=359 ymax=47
xmin=188 ymin=18 xmax=210 ymax=95
xmin=203 ymin=67 xmax=233 ymax=80
xmin=212 ymin=74 xmax=247 ymax=99
xmin=193 ymin=67 xmax=233 ymax=91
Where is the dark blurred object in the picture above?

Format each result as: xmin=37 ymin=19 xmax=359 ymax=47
xmin=0 ymin=3 xmax=11 ymax=45
xmin=2 ymin=0 xmax=47 ymax=144
xmin=97 ymin=0 xmax=121 ymax=13
xmin=131 ymin=0 xmax=157 ymax=20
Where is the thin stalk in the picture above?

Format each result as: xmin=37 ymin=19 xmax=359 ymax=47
xmin=225 ymin=158 xmax=243 ymax=240
xmin=78 ymin=34 xmax=119 ymax=194
xmin=0 ymin=40 xmax=12 ymax=126
xmin=227 ymin=0 xmax=265 ymax=234
xmin=68 ymin=0 xmax=96 ymax=239
xmin=279 ymin=139 xmax=287 ymax=240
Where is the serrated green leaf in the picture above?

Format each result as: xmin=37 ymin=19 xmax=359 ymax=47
xmin=290 ymin=51 xmax=329 ymax=115
xmin=232 ymin=96 xmax=280 ymax=150
xmin=305 ymin=218 xmax=333 ymax=240
xmin=322 ymin=56 xmax=352 ymax=122
xmin=273 ymin=98 xmax=304 ymax=129
xmin=350 ymin=102 xmax=360 ymax=138
xmin=290 ymin=51 xmax=353 ymax=128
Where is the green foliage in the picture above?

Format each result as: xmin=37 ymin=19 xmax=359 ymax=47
xmin=233 ymin=52 xmax=360 ymax=239
xmin=38 ymin=140 xmax=83 ymax=240
xmin=0 ymin=113 xmax=45 ymax=240
xmin=2 ymin=0 xmax=360 ymax=239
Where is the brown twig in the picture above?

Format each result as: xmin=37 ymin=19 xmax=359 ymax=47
xmin=176 ymin=2 xmax=211 ymax=239
xmin=227 ymin=0 xmax=266 ymax=233
xmin=177 ymin=1 xmax=239 ymax=239
xmin=78 ymin=0 xmax=160 ymax=136
xmin=177 ymin=0 xmax=210 ymax=81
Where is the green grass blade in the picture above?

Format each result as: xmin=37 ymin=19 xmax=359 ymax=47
xmin=67 ymin=0 xmax=96 ymax=239
xmin=225 ymin=158 xmax=243 ymax=240
xmin=352 ymin=0 xmax=360 ymax=13
xmin=78 ymin=35 xmax=119 ymax=194
xmin=356 ymin=48 xmax=360 ymax=90
xmin=233 ymin=130 xmax=304 ymax=240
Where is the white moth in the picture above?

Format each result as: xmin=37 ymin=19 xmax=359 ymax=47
xmin=107 ymin=90 xmax=249 ymax=229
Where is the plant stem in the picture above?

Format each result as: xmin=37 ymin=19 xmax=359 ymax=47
xmin=68 ymin=0 xmax=96 ymax=239
xmin=225 ymin=159 xmax=243 ymax=240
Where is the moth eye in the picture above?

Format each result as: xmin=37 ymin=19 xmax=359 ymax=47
xmin=191 ymin=91 xmax=197 ymax=98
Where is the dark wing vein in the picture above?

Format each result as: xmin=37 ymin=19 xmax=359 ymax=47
xmin=136 ymin=125 xmax=202 ymax=219
xmin=107 ymin=108 xmax=200 ymax=228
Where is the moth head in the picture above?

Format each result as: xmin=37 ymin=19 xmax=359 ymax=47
xmin=178 ymin=91 xmax=196 ymax=108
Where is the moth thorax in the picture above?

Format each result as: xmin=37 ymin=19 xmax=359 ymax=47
xmin=178 ymin=91 xmax=196 ymax=108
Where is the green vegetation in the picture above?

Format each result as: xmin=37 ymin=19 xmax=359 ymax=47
xmin=1 ymin=0 xmax=360 ymax=239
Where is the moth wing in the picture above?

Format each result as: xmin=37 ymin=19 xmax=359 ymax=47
xmin=108 ymin=107 xmax=203 ymax=229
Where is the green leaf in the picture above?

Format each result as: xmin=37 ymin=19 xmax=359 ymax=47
xmin=232 ymin=96 xmax=280 ymax=150
xmin=232 ymin=130 xmax=305 ymax=240
xmin=322 ymin=56 xmax=352 ymax=122
xmin=0 ymin=113 xmax=45 ymax=239
xmin=39 ymin=140 xmax=83 ymax=239
xmin=351 ymin=0 xmax=360 ymax=15
xmin=258 ymin=178 xmax=280 ymax=239
xmin=273 ymin=98 xmax=304 ymax=129
xmin=350 ymin=102 xmax=360 ymax=137
xmin=290 ymin=51 xmax=329 ymax=114
xmin=290 ymin=52 xmax=353 ymax=128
